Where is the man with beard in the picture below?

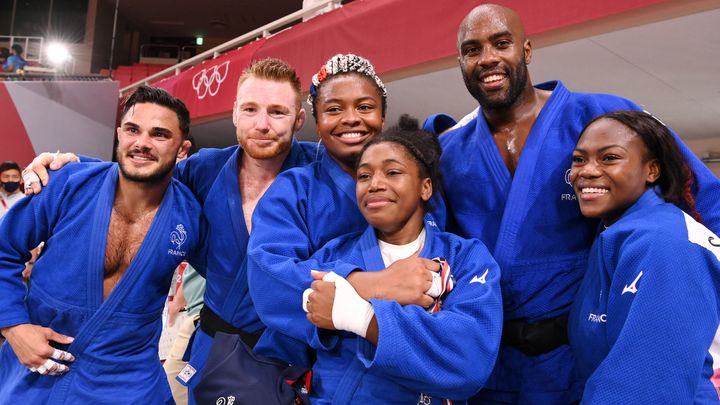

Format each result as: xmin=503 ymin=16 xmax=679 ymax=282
xmin=21 ymin=58 xmax=317 ymax=403
xmin=0 ymin=86 xmax=204 ymax=403
xmin=171 ymin=58 xmax=316 ymax=403
xmin=437 ymin=4 xmax=720 ymax=404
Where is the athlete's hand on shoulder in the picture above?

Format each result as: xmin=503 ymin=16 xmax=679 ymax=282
xmin=1 ymin=323 xmax=75 ymax=374
xmin=348 ymin=257 xmax=439 ymax=307
xmin=305 ymin=271 xmax=336 ymax=330
xmin=23 ymin=151 xmax=79 ymax=195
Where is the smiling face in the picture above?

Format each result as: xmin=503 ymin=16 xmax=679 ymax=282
xmin=457 ymin=5 xmax=532 ymax=110
xmin=116 ymin=102 xmax=186 ymax=184
xmin=233 ymin=76 xmax=305 ymax=160
xmin=356 ymin=142 xmax=432 ymax=244
xmin=570 ymin=118 xmax=660 ymax=226
xmin=315 ymin=74 xmax=384 ymax=174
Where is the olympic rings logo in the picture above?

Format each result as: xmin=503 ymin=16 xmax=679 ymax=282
xmin=192 ymin=61 xmax=230 ymax=99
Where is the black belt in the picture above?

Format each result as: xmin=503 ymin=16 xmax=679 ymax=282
xmin=199 ymin=306 xmax=263 ymax=348
xmin=502 ymin=313 xmax=569 ymax=356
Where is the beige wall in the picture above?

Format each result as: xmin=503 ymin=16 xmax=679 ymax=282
xmin=685 ymin=137 xmax=720 ymax=178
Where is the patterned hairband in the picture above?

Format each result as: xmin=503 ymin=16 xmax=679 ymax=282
xmin=307 ymin=53 xmax=387 ymax=106
xmin=642 ymin=109 xmax=667 ymax=127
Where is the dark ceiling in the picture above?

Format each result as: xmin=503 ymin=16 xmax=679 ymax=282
xmin=105 ymin=0 xmax=304 ymax=39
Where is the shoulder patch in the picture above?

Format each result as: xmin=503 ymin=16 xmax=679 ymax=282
xmin=684 ymin=212 xmax=720 ymax=261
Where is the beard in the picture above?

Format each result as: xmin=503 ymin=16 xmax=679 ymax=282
xmin=462 ymin=60 xmax=529 ymax=111
xmin=238 ymin=133 xmax=293 ymax=160
xmin=117 ymin=150 xmax=175 ymax=184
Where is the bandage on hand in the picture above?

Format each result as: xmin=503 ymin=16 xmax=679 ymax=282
xmin=23 ymin=151 xmax=79 ymax=195
xmin=322 ymin=272 xmax=375 ymax=338
xmin=425 ymin=271 xmax=442 ymax=298
xmin=1 ymin=324 xmax=74 ymax=375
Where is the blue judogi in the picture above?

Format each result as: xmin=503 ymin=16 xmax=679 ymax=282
xmin=439 ymin=80 xmax=720 ymax=403
xmin=247 ymin=153 xmax=446 ymax=345
xmin=256 ymin=222 xmax=502 ymax=404
xmin=569 ymin=190 xmax=720 ymax=404
xmin=0 ymin=163 xmax=204 ymax=404
xmin=172 ymin=140 xmax=318 ymax=397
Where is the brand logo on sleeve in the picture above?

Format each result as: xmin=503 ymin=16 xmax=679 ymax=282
xmin=168 ymin=224 xmax=187 ymax=257
xmin=469 ymin=268 xmax=489 ymax=284
xmin=621 ymin=271 xmax=643 ymax=295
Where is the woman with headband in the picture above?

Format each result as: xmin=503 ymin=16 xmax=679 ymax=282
xmin=246 ymin=55 xmax=452 ymax=353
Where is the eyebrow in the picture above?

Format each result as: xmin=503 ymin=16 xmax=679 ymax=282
xmin=321 ymin=96 xmax=377 ymax=104
xmin=358 ymin=158 xmax=406 ymax=168
xmin=574 ymin=144 xmax=628 ymax=153
xmin=239 ymin=101 xmax=291 ymax=112
xmin=461 ymin=30 xmax=513 ymax=47
xmin=123 ymin=121 xmax=173 ymax=135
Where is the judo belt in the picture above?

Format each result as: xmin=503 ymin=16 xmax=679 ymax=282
xmin=199 ymin=306 xmax=263 ymax=348
xmin=501 ymin=313 xmax=569 ymax=356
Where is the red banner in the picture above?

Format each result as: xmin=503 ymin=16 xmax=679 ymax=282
xmin=156 ymin=38 xmax=267 ymax=120
xmin=0 ymin=83 xmax=36 ymax=164
xmin=151 ymin=0 xmax=673 ymax=121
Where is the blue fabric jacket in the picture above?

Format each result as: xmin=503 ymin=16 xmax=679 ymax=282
xmin=0 ymin=163 xmax=204 ymax=403
xmin=256 ymin=222 xmax=502 ymax=404
xmin=439 ymin=80 xmax=720 ymax=403
xmin=569 ymin=190 xmax=720 ymax=404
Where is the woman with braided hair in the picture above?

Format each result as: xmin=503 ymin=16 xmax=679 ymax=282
xmin=567 ymin=110 xmax=720 ymax=403
xmin=246 ymin=55 xmax=475 ymax=389
xmin=256 ymin=115 xmax=502 ymax=403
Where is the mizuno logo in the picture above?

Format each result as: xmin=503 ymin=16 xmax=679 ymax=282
xmin=470 ymin=269 xmax=489 ymax=284
xmin=622 ymin=271 xmax=643 ymax=295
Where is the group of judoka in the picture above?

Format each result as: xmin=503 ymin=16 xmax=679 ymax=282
xmin=1 ymin=3 xmax=720 ymax=404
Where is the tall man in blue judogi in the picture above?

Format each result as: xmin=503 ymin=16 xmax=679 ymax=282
xmin=436 ymin=4 xmax=720 ymax=404
xmin=0 ymin=86 xmax=204 ymax=403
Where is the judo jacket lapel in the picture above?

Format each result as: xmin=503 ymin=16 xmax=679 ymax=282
xmin=72 ymin=168 xmax=178 ymax=350
xmin=51 ymin=166 xmax=179 ymax=400
xmin=491 ymin=83 xmax=570 ymax=268
xmin=323 ymin=153 xmax=357 ymax=207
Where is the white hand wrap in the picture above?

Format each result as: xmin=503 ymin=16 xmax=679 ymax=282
xmin=322 ymin=272 xmax=375 ymax=338
xmin=425 ymin=271 xmax=442 ymax=298
xmin=22 ymin=170 xmax=40 ymax=189
xmin=302 ymin=288 xmax=313 ymax=313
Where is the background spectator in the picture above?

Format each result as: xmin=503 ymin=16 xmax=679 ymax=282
xmin=0 ymin=161 xmax=25 ymax=219
xmin=2 ymin=45 xmax=27 ymax=73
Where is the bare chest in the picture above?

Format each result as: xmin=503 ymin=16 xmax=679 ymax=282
xmin=492 ymin=123 xmax=533 ymax=176
xmin=239 ymin=175 xmax=275 ymax=234
xmin=103 ymin=209 xmax=156 ymax=300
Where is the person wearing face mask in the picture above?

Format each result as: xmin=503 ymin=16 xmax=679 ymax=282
xmin=0 ymin=161 xmax=24 ymax=220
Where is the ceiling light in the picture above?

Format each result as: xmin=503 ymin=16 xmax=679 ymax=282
xmin=46 ymin=43 xmax=71 ymax=65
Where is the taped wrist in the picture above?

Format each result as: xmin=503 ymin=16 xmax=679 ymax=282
xmin=323 ymin=272 xmax=375 ymax=338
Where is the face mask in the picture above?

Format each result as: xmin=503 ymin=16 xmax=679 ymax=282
xmin=2 ymin=181 xmax=20 ymax=193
